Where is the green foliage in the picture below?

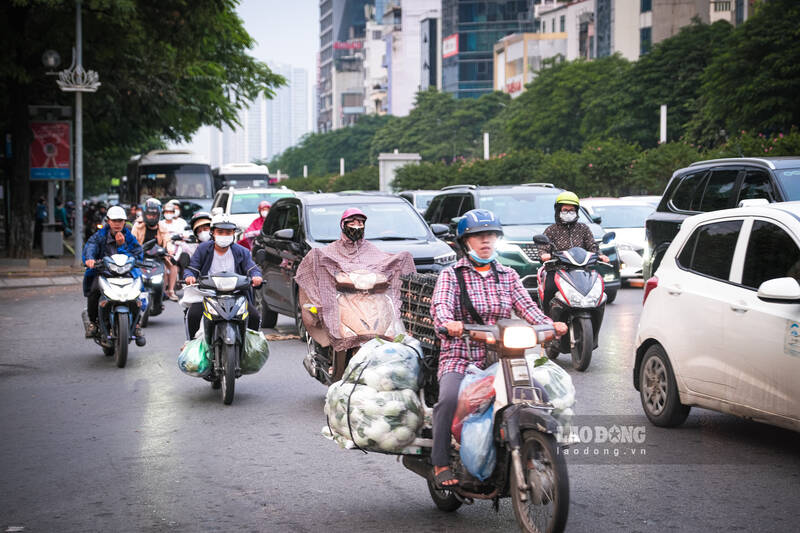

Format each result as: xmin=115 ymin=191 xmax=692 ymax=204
xmin=579 ymin=139 xmax=641 ymax=196
xmin=630 ymin=142 xmax=703 ymax=195
xmin=279 ymin=166 xmax=379 ymax=193
xmin=704 ymin=128 xmax=800 ymax=159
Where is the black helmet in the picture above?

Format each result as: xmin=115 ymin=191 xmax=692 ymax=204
xmin=143 ymin=198 xmax=162 ymax=227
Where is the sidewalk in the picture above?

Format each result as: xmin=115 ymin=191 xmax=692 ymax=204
xmin=0 ymin=252 xmax=83 ymax=289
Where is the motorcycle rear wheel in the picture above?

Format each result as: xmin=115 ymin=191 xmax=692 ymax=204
xmin=511 ymin=430 xmax=569 ymax=533
xmin=114 ymin=313 xmax=128 ymax=368
xmin=426 ymin=476 xmax=462 ymax=512
xmin=570 ymin=318 xmax=593 ymax=372
xmin=221 ymin=344 xmax=237 ymax=405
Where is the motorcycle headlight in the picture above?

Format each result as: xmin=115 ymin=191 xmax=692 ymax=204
xmin=204 ymin=297 xmax=220 ymax=316
xmin=150 ymin=273 xmax=163 ymax=285
xmin=235 ymin=297 xmax=248 ymax=316
xmin=434 ymin=252 xmax=457 ymax=266
xmin=212 ymin=276 xmax=238 ymax=292
xmin=558 ymin=278 xmax=604 ymax=308
xmin=603 ymin=273 xmax=616 ymax=282
xmin=502 ymin=326 xmax=538 ymax=349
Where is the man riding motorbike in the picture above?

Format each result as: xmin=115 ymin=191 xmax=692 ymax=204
xmin=132 ymin=198 xmax=179 ymax=299
xmin=536 ymin=191 xmax=609 ymax=314
xmin=238 ymin=200 xmax=270 ymax=250
xmin=430 ymin=208 xmax=567 ymax=488
xmin=183 ymin=213 xmax=263 ymax=338
xmin=83 ymin=205 xmax=144 ymax=341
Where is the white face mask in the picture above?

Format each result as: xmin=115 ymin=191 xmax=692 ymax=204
xmin=560 ymin=211 xmax=578 ymax=223
xmin=164 ymin=212 xmax=176 ymax=221
xmin=260 ymin=210 xmax=269 ymax=219
xmin=215 ymin=235 xmax=234 ymax=248
xmin=197 ymin=230 xmax=211 ymax=242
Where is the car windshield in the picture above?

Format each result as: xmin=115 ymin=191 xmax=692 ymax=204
xmin=138 ymin=164 xmax=213 ymax=200
xmin=585 ymin=204 xmax=654 ymax=228
xmin=230 ymin=192 xmax=295 ymax=214
xmin=307 ymin=202 xmax=431 ymax=242
xmin=776 ymin=168 xmax=800 ymax=200
xmin=415 ymin=193 xmax=436 ymax=211
xmin=480 ymin=192 xmax=592 ymax=225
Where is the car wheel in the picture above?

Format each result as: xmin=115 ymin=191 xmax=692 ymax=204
xmin=259 ymin=293 xmax=278 ymax=329
xmin=605 ymin=287 xmax=617 ymax=304
xmin=639 ymin=344 xmax=690 ymax=427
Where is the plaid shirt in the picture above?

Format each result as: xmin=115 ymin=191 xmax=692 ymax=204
xmin=431 ymin=257 xmax=552 ymax=379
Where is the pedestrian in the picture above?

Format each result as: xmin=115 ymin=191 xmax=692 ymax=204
xmin=55 ymin=199 xmax=72 ymax=238
xmin=34 ymin=196 xmax=47 ymax=249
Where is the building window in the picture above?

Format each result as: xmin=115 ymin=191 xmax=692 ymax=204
xmin=560 ymin=15 xmax=565 ymax=32
xmin=640 ymin=26 xmax=652 ymax=55
xmin=551 ymin=18 xmax=555 ymax=32
xmin=714 ymin=1 xmax=731 ymax=11
xmin=641 ymin=0 xmax=652 ymax=12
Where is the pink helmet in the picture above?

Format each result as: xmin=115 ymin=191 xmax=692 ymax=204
xmin=340 ymin=207 xmax=367 ymax=228
xmin=258 ymin=200 xmax=271 ymax=211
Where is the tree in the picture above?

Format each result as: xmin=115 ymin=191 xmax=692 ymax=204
xmin=0 ymin=0 xmax=284 ymax=257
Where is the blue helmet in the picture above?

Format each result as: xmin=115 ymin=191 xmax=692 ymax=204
xmin=456 ymin=209 xmax=503 ymax=240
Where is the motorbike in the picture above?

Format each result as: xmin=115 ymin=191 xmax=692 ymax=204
xmin=81 ymin=254 xmax=146 ymax=368
xmin=183 ymin=272 xmax=252 ymax=405
xmin=401 ymin=320 xmax=571 ymax=533
xmin=533 ymin=233 xmax=614 ymax=371
xmin=139 ymin=239 xmax=168 ymax=327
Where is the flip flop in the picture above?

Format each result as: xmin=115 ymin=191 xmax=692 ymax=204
xmin=433 ymin=468 xmax=459 ymax=489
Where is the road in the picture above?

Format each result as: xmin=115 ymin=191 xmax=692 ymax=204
xmin=1 ymin=285 xmax=798 ymax=532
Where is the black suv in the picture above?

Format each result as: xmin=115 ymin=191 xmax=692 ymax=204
xmin=643 ymin=157 xmax=800 ymax=279
xmin=251 ymin=193 xmax=456 ymax=329
xmin=424 ymin=184 xmax=621 ymax=303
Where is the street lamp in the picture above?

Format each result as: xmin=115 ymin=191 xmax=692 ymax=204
xmin=56 ymin=0 xmax=100 ymax=266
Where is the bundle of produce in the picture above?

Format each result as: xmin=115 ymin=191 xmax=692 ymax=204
xmin=341 ymin=337 xmax=422 ymax=391
xmin=529 ymin=357 xmax=577 ymax=428
xmin=241 ymin=329 xmax=270 ymax=374
xmin=178 ymin=338 xmax=211 ymax=378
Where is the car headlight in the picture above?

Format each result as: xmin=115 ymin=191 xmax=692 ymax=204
xmin=495 ymin=239 xmax=523 ymax=254
xmin=603 ymin=273 xmax=617 ymax=282
xmin=502 ymin=326 xmax=538 ymax=349
xmin=150 ymin=273 xmax=163 ymax=285
xmin=434 ymin=252 xmax=456 ymax=265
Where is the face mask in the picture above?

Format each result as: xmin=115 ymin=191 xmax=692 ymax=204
xmin=342 ymin=225 xmax=365 ymax=242
xmin=260 ymin=210 xmax=269 ymax=219
xmin=468 ymin=249 xmax=497 ymax=265
xmin=197 ymin=230 xmax=211 ymax=242
xmin=164 ymin=213 xmax=175 ymax=221
xmin=215 ymin=235 xmax=234 ymax=248
xmin=560 ymin=211 xmax=577 ymax=223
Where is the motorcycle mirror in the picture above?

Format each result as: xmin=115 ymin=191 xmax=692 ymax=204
xmin=171 ymin=234 xmax=182 ymax=241
xmin=602 ymin=231 xmax=616 ymax=244
xmin=532 ymin=234 xmax=550 ymax=245
xmin=253 ymin=248 xmax=267 ymax=263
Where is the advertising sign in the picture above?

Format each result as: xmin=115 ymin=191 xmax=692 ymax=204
xmin=442 ymin=34 xmax=459 ymax=59
xmin=30 ymin=121 xmax=72 ymax=180
xmin=333 ymin=41 xmax=363 ymax=50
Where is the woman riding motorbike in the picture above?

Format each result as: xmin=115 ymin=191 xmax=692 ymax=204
xmin=238 ymin=200 xmax=270 ymax=250
xmin=430 ymin=208 xmax=567 ymax=488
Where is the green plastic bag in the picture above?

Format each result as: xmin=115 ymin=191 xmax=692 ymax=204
xmin=178 ymin=338 xmax=211 ymax=377
xmin=241 ymin=329 xmax=270 ymax=375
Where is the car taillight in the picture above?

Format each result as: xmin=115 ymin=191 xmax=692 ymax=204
xmin=643 ymin=276 xmax=658 ymax=305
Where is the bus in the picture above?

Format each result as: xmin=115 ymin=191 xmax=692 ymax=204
xmin=126 ymin=150 xmax=214 ymax=219
xmin=212 ymin=162 xmax=273 ymax=192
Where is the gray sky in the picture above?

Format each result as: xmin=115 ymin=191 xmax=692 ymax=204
xmin=171 ymin=0 xmax=319 ymax=152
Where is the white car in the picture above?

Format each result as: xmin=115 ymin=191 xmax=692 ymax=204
xmin=634 ymin=202 xmax=800 ymax=432
xmin=211 ymin=187 xmax=295 ymax=231
xmin=583 ymin=198 xmax=656 ymax=282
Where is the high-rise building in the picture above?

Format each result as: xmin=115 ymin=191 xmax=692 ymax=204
xmin=318 ymin=0 xmax=372 ymax=132
xmin=441 ymin=0 xmax=536 ymax=99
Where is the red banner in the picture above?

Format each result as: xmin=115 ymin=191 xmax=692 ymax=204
xmin=30 ymin=121 xmax=72 ymax=180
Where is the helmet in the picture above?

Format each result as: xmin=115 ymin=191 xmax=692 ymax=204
xmin=258 ymin=200 xmax=271 ymax=211
xmin=210 ymin=212 xmax=237 ymax=231
xmin=190 ymin=211 xmax=212 ymax=232
xmin=456 ymin=209 xmax=503 ymax=240
xmin=165 ymin=199 xmax=180 ymax=210
xmin=340 ymin=207 xmax=367 ymax=229
xmin=107 ymin=205 xmax=127 ymax=221
xmin=555 ymin=191 xmax=580 ymax=208
xmin=143 ymin=198 xmax=162 ymax=226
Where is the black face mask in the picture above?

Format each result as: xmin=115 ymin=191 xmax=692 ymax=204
xmin=342 ymin=225 xmax=365 ymax=242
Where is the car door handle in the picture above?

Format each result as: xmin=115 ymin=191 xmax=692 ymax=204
xmin=730 ymin=302 xmax=749 ymax=313
xmin=666 ymin=285 xmax=682 ymax=296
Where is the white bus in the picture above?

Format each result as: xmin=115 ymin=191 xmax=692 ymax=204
xmin=126 ymin=150 xmax=214 ymax=217
xmin=212 ymin=162 xmax=272 ymax=191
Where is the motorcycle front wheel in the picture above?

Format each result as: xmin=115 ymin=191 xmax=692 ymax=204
xmin=140 ymin=304 xmax=150 ymax=328
xmin=221 ymin=344 xmax=237 ymax=405
xmin=511 ymin=430 xmax=569 ymax=533
xmin=570 ymin=317 xmax=593 ymax=372
xmin=114 ymin=313 xmax=128 ymax=368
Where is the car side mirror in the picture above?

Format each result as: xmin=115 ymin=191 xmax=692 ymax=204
xmin=430 ymin=223 xmax=449 ymax=237
xmin=602 ymin=231 xmax=616 ymax=244
xmin=532 ymin=234 xmax=550 ymax=246
xmin=757 ymin=277 xmax=800 ymax=303
xmin=253 ymin=248 xmax=267 ymax=263
xmin=592 ymin=215 xmax=602 ymax=224
xmin=273 ymin=228 xmax=294 ymax=240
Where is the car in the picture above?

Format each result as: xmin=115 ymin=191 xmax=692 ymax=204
xmin=211 ymin=186 xmax=296 ymax=231
xmin=643 ymin=157 xmax=800 ymax=280
xmin=397 ymin=190 xmax=441 ymax=215
xmin=634 ymin=202 xmax=800 ymax=432
xmin=251 ymin=193 xmax=457 ymax=329
xmin=582 ymin=198 xmax=656 ymax=283
xmin=424 ymin=184 xmax=622 ymax=303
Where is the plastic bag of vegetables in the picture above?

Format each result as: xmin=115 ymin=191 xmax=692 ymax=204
xmin=528 ymin=357 xmax=576 ymax=431
xmin=324 ymin=379 xmax=424 ymax=453
xmin=341 ymin=337 xmax=422 ymax=392
xmin=451 ymin=363 xmax=498 ymax=443
xmin=460 ymin=403 xmax=496 ymax=481
xmin=241 ymin=329 xmax=270 ymax=375
xmin=177 ymin=338 xmax=211 ymax=378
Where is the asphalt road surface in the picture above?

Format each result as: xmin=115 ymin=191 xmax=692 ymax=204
xmin=1 ymin=285 xmax=798 ymax=532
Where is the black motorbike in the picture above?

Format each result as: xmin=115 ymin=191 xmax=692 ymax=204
xmin=139 ymin=239 xmax=168 ymax=327
xmin=185 ymin=272 xmax=251 ymax=405
xmin=82 ymin=254 xmax=145 ymax=368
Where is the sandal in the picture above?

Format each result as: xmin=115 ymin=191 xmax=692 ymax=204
xmin=433 ymin=467 xmax=459 ymax=489
xmin=166 ymin=291 xmax=179 ymax=301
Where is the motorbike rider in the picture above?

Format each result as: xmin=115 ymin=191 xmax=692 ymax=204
xmin=537 ymin=191 xmax=609 ymax=314
xmin=177 ymin=211 xmax=212 ymax=260
xmin=430 ymin=208 xmax=567 ymax=488
xmin=183 ymin=213 xmax=263 ymax=338
xmin=82 ymin=205 xmax=144 ymax=340
xmin=237 ymin=200 xmax=270 ymax=250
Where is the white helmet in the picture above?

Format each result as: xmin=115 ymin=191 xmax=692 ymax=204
xmin=107 ymin=205 xmax=127 ymax=220
xmin=210 ymin=212 xmax=237 ymax=230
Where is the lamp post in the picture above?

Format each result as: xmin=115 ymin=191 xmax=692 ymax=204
xmin=57 ymin=0 xmax=100 ymax=266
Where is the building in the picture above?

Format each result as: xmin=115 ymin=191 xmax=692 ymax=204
xmin=382 ymin=1 xmax=441 ymax=116
xmin=363 ymin=5 xmax=388 ymax=115
xmin=441 ymin=0 xmax=536 ymax=99
xmin=318 ymin=0 xmax=372 ymax=132
xmin=420 ymin=14 xmax=442 ymax=91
